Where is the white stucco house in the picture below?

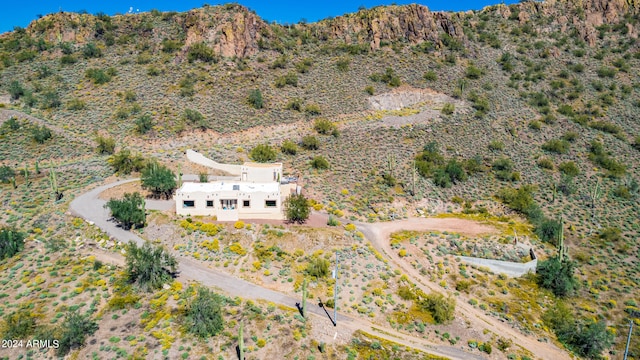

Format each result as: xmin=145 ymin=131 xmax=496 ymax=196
xmin=175 ymin=152 xmax=294 ymax=221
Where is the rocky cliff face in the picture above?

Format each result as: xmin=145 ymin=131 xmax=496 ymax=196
xmin=311 ymin=4 xmax=464 ymax=50
xmin=181 ymin=5 xmax=267 ymax=58
xmin=18 ymin=0 xmax=640 ymax=58
xmin=515 ymin=0 xmax=639 ymax=46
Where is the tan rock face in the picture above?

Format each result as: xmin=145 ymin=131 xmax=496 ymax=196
xmin=314 ymin=4 xmax=462 ymax=50
xmin=19 ymin=0 xmax=640 ymax=58
xmin=183 ymin=7 xmax=265 ymax=58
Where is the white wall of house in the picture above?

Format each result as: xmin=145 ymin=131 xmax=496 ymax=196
xmin=240 ymin=163 xmax=282 ymax=183
xmin=175 ymin=182 xmax=284 ymax=220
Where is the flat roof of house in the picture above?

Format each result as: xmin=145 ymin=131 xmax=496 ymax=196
xmin=178 ymin=181 xmax=280 ymax=193
xmin=242 ymin=162 xmax=283 ymax=168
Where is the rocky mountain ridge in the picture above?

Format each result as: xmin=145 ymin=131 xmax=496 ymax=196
xmin=14 ymin=0 xmax=640 ymax=58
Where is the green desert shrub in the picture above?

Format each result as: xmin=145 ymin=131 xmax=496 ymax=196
xmin=0 ymin=228 xmax=25 ymax=260
xmin=247 ymin=89 xmax=263 ymax=109
xmin=284 ymin=193 xmax=310 ymax=223
xmin=537 ymin=157 xmax=554 ymax=170
xmin=304 ymin=103 xmax=322 ymax=115
xmin=465 ymin=65 xmax=484 ymax=79
xmin=66 ymin=98 xmax=86 ymax=110
xmin=419 ymin=293 xmax=455 ymax=324
xmin=301 ymin=135 xmax=319 ymax=150
xmin=285 ymin=98 xmax=303 ymax=111
xmin=423 ymin=70 xmax=437 ymax=81
xmin=559 ymin=161 xmax=580 ymax=177
xmin=183 ymin=287 xmax=225 ymax=338
xmin=542 ymin=139 xmax=570 ymax=154
xmin=183 ymin=109 xmax=207 ymax=130
xmin=280 ymin=140 xmax=298 ymax=155
xmin=82 ymin=42 xmax=102 ymax=58
xmin=187 ymin=42 xmax=216 ymax=63
xmin=306 ymin=256 xmax=330 ymax=278
xmin=56 ymin=312 xmax=99 ymax=356
xmin=313 ymin=118 xmax=336 ymax=135
xmin=124 ymin=242 xmax=177 ymax=291
xmin=370 ymin=67 xmax=401 ymax=87
xmin=250 ymin=144 xmax=277 ymax=162
xmin=107 ymin=149 xmax=147 ymax=175
xmin=310 ymin=156 xmax=329 ymax=170
xmin=32 ymin=125 xmax=52 ymax=143
xmin=105 ymin=192 xmax=146 ymax=230
xmin=134 ymin=114 xmax=154 ymax=134
xmin=85 ymin=68 xmax=111 ymax=84
xmin=95 ymin=135 xmax=116 ymax=155
xmin=161 ymin=39 xmax=182 ymax=53
xmin=441 ymin=103 xmax=455 ymax=115
xmin=0 ymin=166 xmax=15 ymax=183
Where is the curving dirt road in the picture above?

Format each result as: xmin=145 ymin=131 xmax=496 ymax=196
xmin=354 ymin=219 xmax=571 ymax=360
xmin=69 ymin=178 xmax=487 ymax=360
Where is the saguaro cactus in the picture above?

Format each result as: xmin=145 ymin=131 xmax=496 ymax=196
xmin=49 ymin=161 xmax=62 ymax=201
xmin=23 ymin=163 xmax=29 ymax=187
xmin=238 ymin=322 xmax=244 ymax=360
xmin=301 ymin=278 xmax=307 ymax=319
xmin=558 ymin=217 xmax=566 ymax=261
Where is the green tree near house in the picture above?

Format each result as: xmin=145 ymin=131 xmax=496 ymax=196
xmin=141 ymin=162 xmax=177 ymax=199
xmin=284 ymin=193 xmax=310 ymax=224
xmin=104 ymin=192 xmax=146 ymax=230
xmin=250 ymin=143 xmax=277 ymax=163
xmin=125 ymin=242 xmax=177 ymax=291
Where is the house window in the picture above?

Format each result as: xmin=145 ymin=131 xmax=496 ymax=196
xmin=206 ymin=200 xmax=214 ymax=208
xmin=220 ymin=199 xmax=237 ymax=210
xmin=265 ymin=200 xmax=277 ymax=208
xmin=183 ymin=200 xmax=195 ymax=208
xmin=233 ymin=184 xmax=240 ymax=191
xmin=243 ymin=200 xmax=250 ymax=207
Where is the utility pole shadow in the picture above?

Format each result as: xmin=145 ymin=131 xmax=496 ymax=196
xmin=318 ymin=300 xmax=336 ymax=326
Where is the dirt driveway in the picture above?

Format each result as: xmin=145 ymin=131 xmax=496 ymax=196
xmin=354 ymin=217 xmax=571 ymax=360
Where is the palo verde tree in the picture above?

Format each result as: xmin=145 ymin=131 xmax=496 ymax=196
xmin=250 ymin=143 xmax=277 ymax=163
xmin=95 ymin=134 xmax=116 ymax=154
xmin=141 ymin=161 xmax=177 ymax=199
xmin=125 ymin=241 xmax=177 ymax=291
xmin=183 ymin=286 xmax=225 ymax=338
xmin=247 ymin=88 xmax=263 ymax=109
xmin=537 ymin=222 xmax=577 ymax=298
xmin=283 ymin=193 xmax=310 ymax=224
xmin=543 ymin=302 xmax=614 ymax=358
xmin=104 ymin=192 xmax=146 ymax=230
xmin=0 ymin=165 xmax=15 ymax=184
xmin=107 ymin=149 xmax=147 ymax=175
xmin=56 ymin=311 xmax=99 ymax=356
xmin=0 ymin=228 xmax=25 ymax=260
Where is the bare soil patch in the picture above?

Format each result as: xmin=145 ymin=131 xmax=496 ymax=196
xmin=371 ymin=217 xmax=497 ymax=238
xmin=98 ymin=180 xmax=149 ymax=200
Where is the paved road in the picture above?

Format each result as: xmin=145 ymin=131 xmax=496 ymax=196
xmin=69 ymin=178 xmax=485 ymax=360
